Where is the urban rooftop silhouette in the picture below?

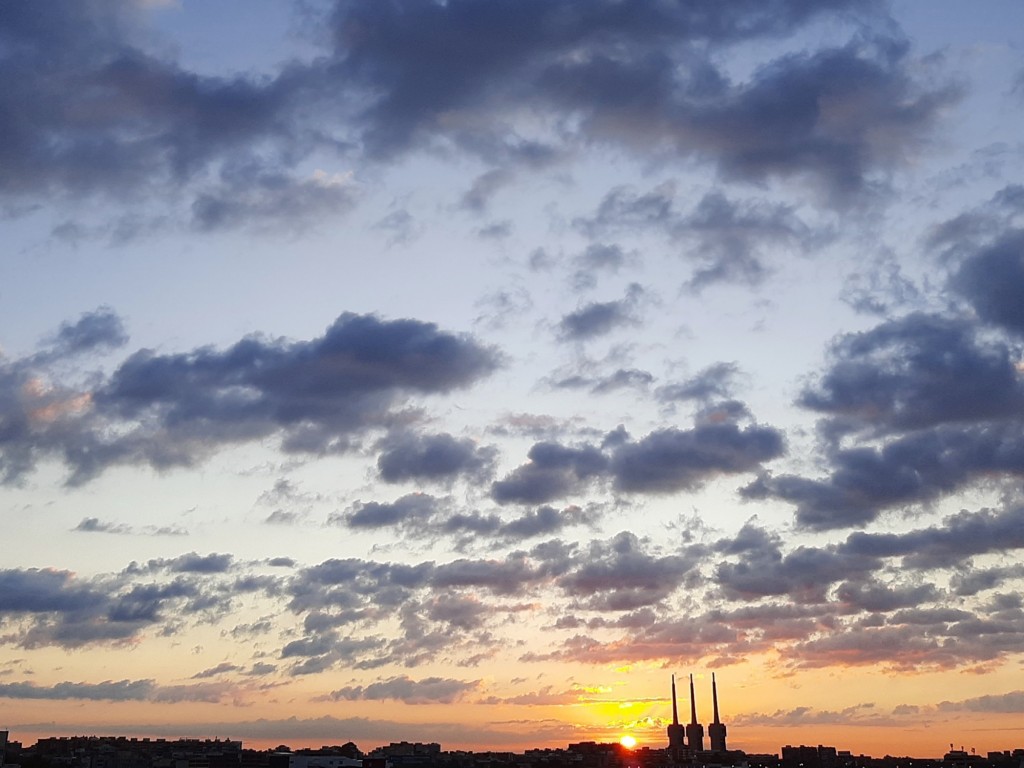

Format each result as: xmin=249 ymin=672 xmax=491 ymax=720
xmin=3 ymin=678 xmax=1022 ymax=768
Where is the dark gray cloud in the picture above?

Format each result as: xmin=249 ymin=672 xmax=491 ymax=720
xmin=339 ymin=493 xmax=440 ymax=530
xmin=679 ymin=192 xmax=812 ymax=289
xmin=715 ymin=531 xmax=877 ymax=603
xmin=491 ymin=442 xmax=608 ymax=505
xmin=747 ymin=309 xmax=1024 ymax=530
xmin=191 ymin=663 xmax=242 ymax=680
xmin=74 ymin=517 xmax=133 ymax=535
xmin=0 ymin=559 xmax=257 ymax=651
xmin=834 ymin=580 xmax=940 ymax=613
xmin=73 ymin=517 xmax=188 ymax=537
xmin=950 ymin=564 xmax=1024 ymax=597
xmin=0 ymin=0 xmax=955 ymax=229
xmin=556 ymin=532 xmax=699 ymax=611
xmin=782 ymin=615 xmax=1024 ymax=670
xmin=331 ymin=0 xmax=951 ymax=203
xmin=492 ymin=415 xmax=783 ymax=503
xmin=839 ymin=505 xmax=1024 ymax=570
xmin=800 ymin=313 xmax=1024 ymax=434
xmin=166 ymin=553 xmax=233 ymax=574
xmin=610 ymin=422 xmax=784 ymax=493
xmin=0 ymin=311 xmax=498 ymax=485
xmin=377 ymin=432 xmax=496 ymax=483
xmin=557 ymin=284 xmax=644 ymax=341
xmin=747 ymin=423 xmax=1024 ymax=530
xmin=656 ymin=363 xmax=740 ymax=403
xmin=951 ymin=229 xmax=1024 ymax=335
xmin=0 ymin=569 xmax=107 ymax=614
xmin=551 ymin=368 xmax=655 ymax=395
xmin=0 ymin=1 xmax=304 ymax=226
xmin=47 ymin=308 xmax=129 ymax=358
xmin=497 ymin=504 xmax=598 ymax=541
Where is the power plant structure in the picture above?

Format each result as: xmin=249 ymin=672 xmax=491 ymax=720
xmin=667 ymin=675 xmax=686 ymax=752
xmin=709 ymin=673 xmax=728 ymax=752
xmin=666 ymin=674 xmax=728 ymax=755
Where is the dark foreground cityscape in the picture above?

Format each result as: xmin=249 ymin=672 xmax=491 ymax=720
xmin=3 ymin=677 xmax=1022 ymax=768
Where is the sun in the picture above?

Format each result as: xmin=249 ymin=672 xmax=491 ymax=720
xmin=620 ymin=735 xmax=637 ymax=749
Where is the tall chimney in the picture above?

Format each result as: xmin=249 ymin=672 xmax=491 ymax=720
xmin=708 ymin=673 xmax=728 ymax=752
xmin=685 ymin=674 xmax=704 ymax=751
xmin=667 ymin=675 xmax=685 ymax=750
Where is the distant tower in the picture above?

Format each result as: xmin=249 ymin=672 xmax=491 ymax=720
xmin=686 ymin=674 xmax=705 ymax=751
xmin=708 ymin=673 xmax=728 ymax=752
xmin=667 ymin=674 xmax=686 ymax=751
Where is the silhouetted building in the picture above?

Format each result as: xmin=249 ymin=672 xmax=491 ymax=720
xmin=783 ymin=745 xmax=838 ymax=768
xmin=667 ymin=675 xmax=685 ymax=752
xmin=708 ymin=674 xmax=727 ymax=753
xmin=685 ymin=675 xmax=704 ymax=752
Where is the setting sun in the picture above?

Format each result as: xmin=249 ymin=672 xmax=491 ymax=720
xmin=620 ymin=736 xmax=637 ymax=750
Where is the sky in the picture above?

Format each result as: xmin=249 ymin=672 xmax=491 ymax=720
xmin=2 ymin=0 xmax=1024 ymax=758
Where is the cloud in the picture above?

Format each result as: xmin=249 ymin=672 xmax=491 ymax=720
xmin=376 ymin=432 xmax=496 ymax=483
xmin=750 ymin=316 xmax=1024 ymax=531
xmin=557 ymin=285 xmax=644 ymax=341
xmin=950 ymin=229 xmax=1024 ymax=335
xmin=166 ymin=553 xmax=233 ymax=574
xmin=575 ymin=183 xmax=819 ymax=289
xmin=491 ymin=442 xmax=608 ymax=505
xmin=556 ymin=532 xmax=699 ymax=610
xmin=460 ymin=168 xmax=514 ymax=212
xmin=0 ymin=0 xmax=957 ymax=237
xmin=799 ymin=313 xmax=1024 ymax=434
xmin=715 ymin=531 xmax=877 ymax=603
xmin=492 ymin=415 xmax=783 ymax=503
xmin=0 ymin=1 xmax=299 ymax=223
xmin=330 ymin=1 xmax=953 ymax=202
xmin=0 ymin=679 xmax=155 ymax=701
xmin=73 ymin=517 xmax=188 ymax=536
xmin=750 ymin=428 xmax=1024 ymax=530
xmin=937 ymin=691 xmax=1024 ymax=713
xmin=190 ymin=166 xmax=360 ymax=233
xmin=839 ymin=505 xmax=1024 ymax=570
xmin=678 ymin=192 xmax=813 ymax=289
xmin=656 ymin=363 xmax=741 ymax=403
xmin=46 ymin=308 xmax=129 ymax=358
xmin=191 ymin=663 xmax=242 ymax=679
xmin=0 ymin=569 xmax=107 ymax=614
xmin=74 ymin=517 xmax=133 ymax=535
xmin=0 ymin=557 xmax=261 ymax=651
xmin=0 ymin=311 xmax=499 ymax=484
xmin=552 ymin=368 xmax=655 ymax=395
xmin=497 ymin=505 xmax=598 ymax=541
xmin=338 ymin=493 xmax=440 ymax=530
xmin=733 ymin=703 xmax=884 ymax=727
xmin=609 ymin=422 xmax=784 ymax=493
xmin=328 ymin=675 xmax=479 ymax=705
xmin=570 ymin=243 xmax=635 ymax=290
